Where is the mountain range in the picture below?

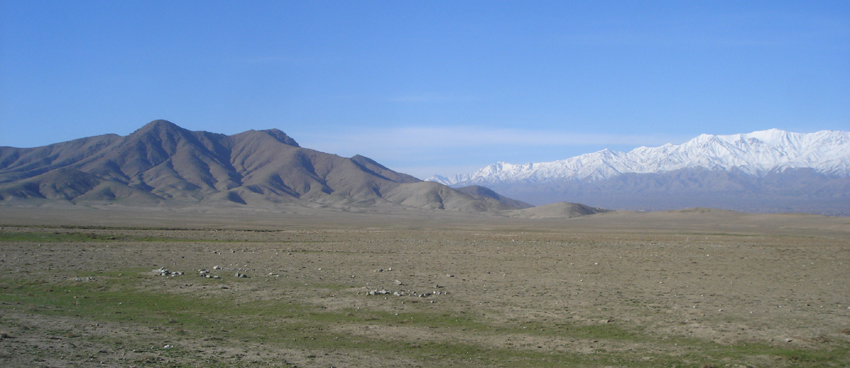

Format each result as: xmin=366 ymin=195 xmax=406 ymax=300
xmin=0 ymin=120 xmax=544 ymax=213
xmin=428 ymin=129 xmax=850 ymax=216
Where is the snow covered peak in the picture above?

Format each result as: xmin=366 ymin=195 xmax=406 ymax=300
xmin=427 ymin=129 xmax=850 ymax=186
xmin=744 ymin=128 xmax=791 ymax=143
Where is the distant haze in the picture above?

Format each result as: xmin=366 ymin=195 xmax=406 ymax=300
xmin=428 ymin=129 xmax=850 ymax=216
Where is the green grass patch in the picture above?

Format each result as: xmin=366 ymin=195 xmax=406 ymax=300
xmin=1 ymin=272 xmax=848 ymax=367
xmin=0 ymin=231 xmax=124 ymax=243
xmin=0 ymin=230 xmax=203 ymax=243
xmin=0 ymin=229 xmax=333 ymax=244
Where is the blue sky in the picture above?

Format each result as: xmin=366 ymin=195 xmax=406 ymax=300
xmin=1 ymin=1 xmax=848 ymax=179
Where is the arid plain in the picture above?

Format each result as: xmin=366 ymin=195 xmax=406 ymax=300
xmin=1 ymin=205 xmax=849 ymax=367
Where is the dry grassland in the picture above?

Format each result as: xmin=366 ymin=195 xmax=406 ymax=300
xmin=1 ymin=205 xmax=849 ymax=367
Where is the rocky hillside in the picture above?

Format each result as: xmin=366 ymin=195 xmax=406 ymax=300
xmin=0 ymin=120 xmax=531 ymax=212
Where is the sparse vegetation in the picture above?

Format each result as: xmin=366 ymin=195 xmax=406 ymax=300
xmin=1 ymin=210 xmax=849 ymax=367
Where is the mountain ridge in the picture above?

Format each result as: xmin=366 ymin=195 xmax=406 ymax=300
xmin=0 ymin=120 xmax=533 ymax=213
xmin=428 ymin=129 xmax=850 ymax=185
xmin=427 ymin=129 xmax=850 ymax=215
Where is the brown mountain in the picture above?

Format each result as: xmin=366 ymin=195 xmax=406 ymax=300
xmin=0 ymin=120 xmax=532 ymax=211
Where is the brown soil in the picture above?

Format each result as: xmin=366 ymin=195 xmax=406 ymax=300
xmin=1 ymin=205 xmax=849 ymax=367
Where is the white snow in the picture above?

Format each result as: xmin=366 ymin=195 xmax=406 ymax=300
xmin=426 ymin=129 xmax=850 ymax=185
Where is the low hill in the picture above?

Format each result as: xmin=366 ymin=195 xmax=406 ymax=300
xmin=505 ymin=202 xmax=610 ymax=219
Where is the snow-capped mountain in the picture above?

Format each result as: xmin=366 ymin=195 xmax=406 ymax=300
xmin=426 ymin=129 xmax=850 ymax=215
xmin=428 ymin=129 xmax=850 ymax=186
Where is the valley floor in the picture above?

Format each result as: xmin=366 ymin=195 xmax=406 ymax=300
xmin=1 ymin=205 xmax=849 ymax=367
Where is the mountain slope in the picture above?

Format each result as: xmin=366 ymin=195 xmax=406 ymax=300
xmin=431 ymin=129 xmax=850 ymax=185
xmin=0 ymin=120 xmax=525 ymax=212
xmin=505 ymin=202 xmax=609 ymax=219
xmin=454 ymin=185 xmax=533 ymax=209
xmin=428 ymin=129 xmax=850 ymax=215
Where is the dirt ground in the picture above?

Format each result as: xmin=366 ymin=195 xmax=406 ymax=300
xmin=1 ymin=205 xmax=849 ymax=367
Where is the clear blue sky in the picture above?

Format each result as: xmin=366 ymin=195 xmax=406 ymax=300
xmin=2 ymin=1 xmax=848 ymax=179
